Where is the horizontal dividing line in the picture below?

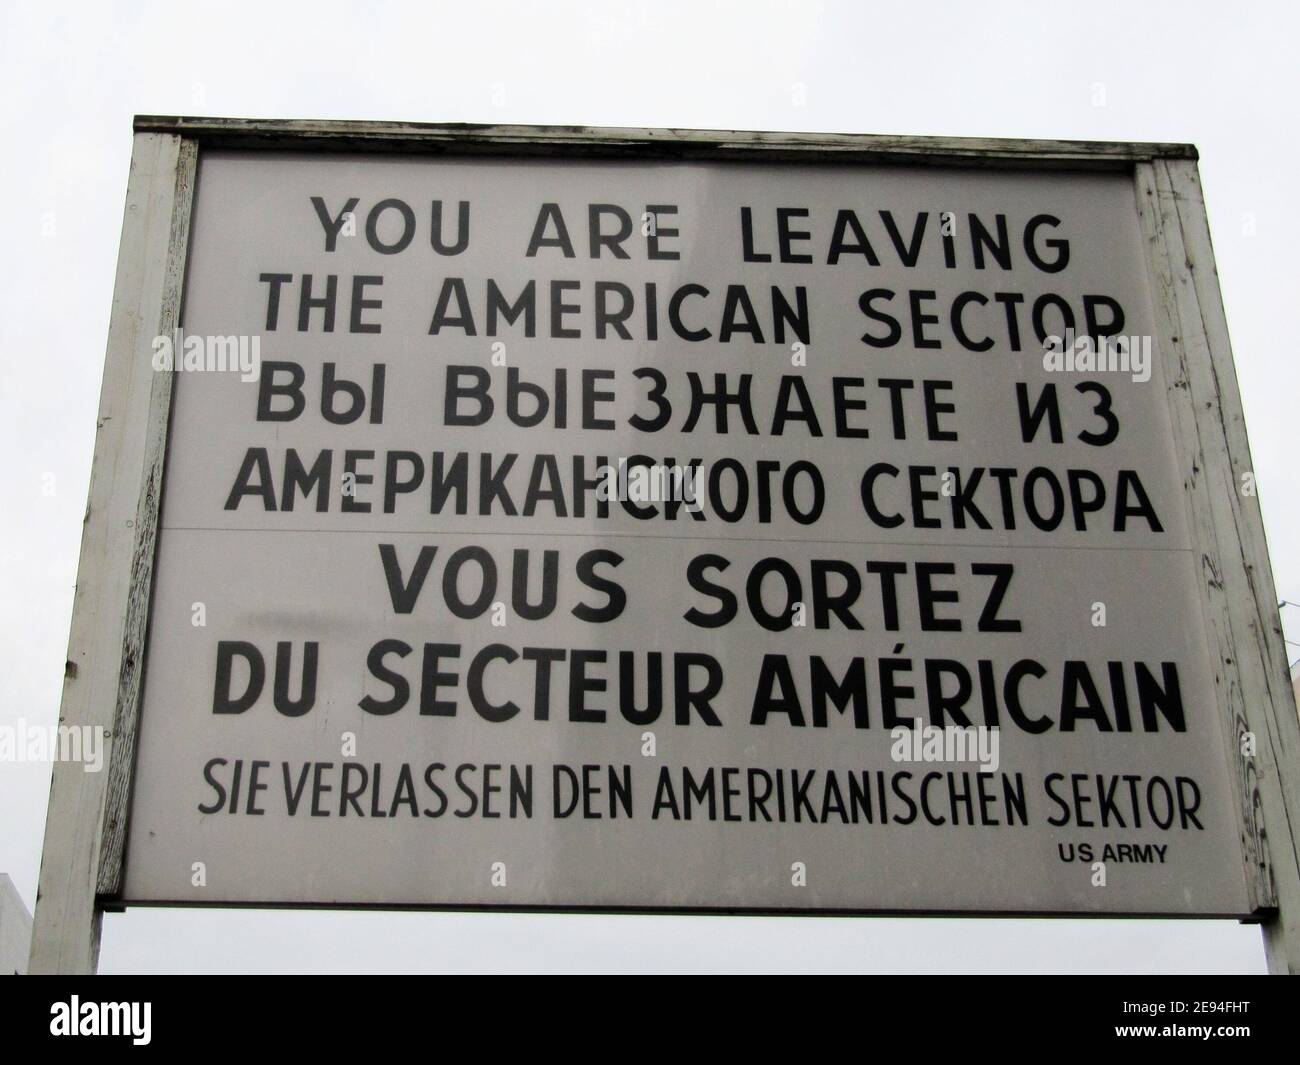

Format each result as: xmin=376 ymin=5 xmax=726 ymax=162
xmin=161 ymin=524 xmax=1194 ymax=553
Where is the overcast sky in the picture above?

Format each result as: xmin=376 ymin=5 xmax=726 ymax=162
xmin=2 ymin=0 xmax=1296 ymax=974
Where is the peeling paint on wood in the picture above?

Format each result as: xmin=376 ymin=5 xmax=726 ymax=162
xmin=27 ymin=133 xmax=197 ymax=975
xmin=1135 ymin=160 xmax=1300 ymax=973
xmin=132 ymin=116 xmax=1198 ymax=170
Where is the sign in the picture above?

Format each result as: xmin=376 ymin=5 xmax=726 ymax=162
xmin=30 ymin=123 xmax=1300 ymax=973
xmin=111 ymin=141 xmax=1266 ymax=916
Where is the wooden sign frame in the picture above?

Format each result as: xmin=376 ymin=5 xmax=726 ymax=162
xmin=28 ymin=118 xmax=1300 ymax=973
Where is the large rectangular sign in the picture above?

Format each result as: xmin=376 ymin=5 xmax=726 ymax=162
xmin=118 ymin=139 xmax=1259 ymax=915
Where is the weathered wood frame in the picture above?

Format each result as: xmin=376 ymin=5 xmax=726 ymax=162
xmin=1134 ymin=160 xmax=1300 ymax=973
xmin=27 ymin=119 xmax=1300 ymax=974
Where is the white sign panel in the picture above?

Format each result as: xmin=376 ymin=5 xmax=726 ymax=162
xmin=121 ymin=149 xmax=1251 ymax=914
